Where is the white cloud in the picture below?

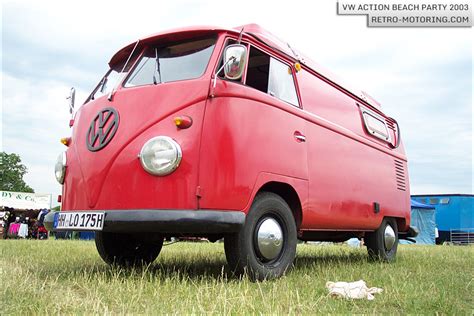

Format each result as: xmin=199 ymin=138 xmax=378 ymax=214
xmin=2 ymin=73 xmax=88 ymax=200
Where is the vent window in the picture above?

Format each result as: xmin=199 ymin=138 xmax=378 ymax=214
xmin=245 ymin=46 xmax=299 ymax=107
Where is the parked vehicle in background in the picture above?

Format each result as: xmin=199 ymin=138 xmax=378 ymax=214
xmin=46 ymin=24 xmax=417 ymax=281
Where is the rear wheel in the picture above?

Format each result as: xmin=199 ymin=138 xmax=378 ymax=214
xmin=224 ymin=192 xmax=297 ymax=281
xmin=95 ymin=232 xmax=163 ymax=267
xmin=365 ymin=218 xmax=398 ymax=262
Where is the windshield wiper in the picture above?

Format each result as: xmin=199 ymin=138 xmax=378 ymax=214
xmin=89 ymin=76 xmax=106 ymax=101
xmin=99 ymin=77 xmax=108 ymax=93
xmin=108 ymin=40 xmax=140 ymax=101
xmin=153 ymin=48 xmax=162 ymax=85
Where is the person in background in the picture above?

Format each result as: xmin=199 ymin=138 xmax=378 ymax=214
xmin=37 ymin=209 xmax=49 ymax=226
xmin=36 ymin=209 xmax=50 ymax=239
xmin=0 ymin=211 xmax=10 ymax=239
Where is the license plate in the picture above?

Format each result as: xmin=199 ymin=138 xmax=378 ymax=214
xmin=54 ymin=212 xmax=105 ymax=231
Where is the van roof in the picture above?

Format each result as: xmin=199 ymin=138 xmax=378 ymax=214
xmin=109 ymin=24 xmax=381 ymax=109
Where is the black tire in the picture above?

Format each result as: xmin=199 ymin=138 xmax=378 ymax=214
xmin=365 ymin=218 xmax=398 ymax=262
xmin=95 ymin=232 xmax=163 ymax=267
xmin=224 ymin=192 xmax=297 ymax=281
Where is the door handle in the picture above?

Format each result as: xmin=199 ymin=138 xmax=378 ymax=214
xmin=294 ymin=131 xmax=306 ymax=142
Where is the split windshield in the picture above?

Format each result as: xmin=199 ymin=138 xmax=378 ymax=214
xmin=88 ymin=36 xmax=216 ymax=102
xmin=90 ymin=69 xmax=125 ymax=100
xmin=125 ymin=36 xmax=216 ymax=87
xmin=88 ymin=46 xmax=141 ymax=102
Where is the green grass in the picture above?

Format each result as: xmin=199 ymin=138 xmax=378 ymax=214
xmin=1 ymin=240 xmax=473 ymax=314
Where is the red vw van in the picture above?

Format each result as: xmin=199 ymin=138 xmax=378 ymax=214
xmin=46 ymin=24 xmax=417 ymax=281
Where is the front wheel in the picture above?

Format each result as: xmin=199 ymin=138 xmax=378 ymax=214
xmin=95 ymin=232 xmax=163 ymax=267
xmin=224 ymin=192 xmax=297 ymax=281
xmin=365 ymin=218 xmax=399 ymax=262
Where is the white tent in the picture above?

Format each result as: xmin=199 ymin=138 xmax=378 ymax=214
xmin=1 ymin=191 xmax=52 ymax=210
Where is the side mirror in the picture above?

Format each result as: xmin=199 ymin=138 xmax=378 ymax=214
xmin=67 ymin=87 xmax=75 ymax=114
xmin=223 ymin=44 xmax=247 ymax=80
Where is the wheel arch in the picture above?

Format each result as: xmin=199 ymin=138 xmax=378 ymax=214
xmin=257 ymin=181 xmax=303 ymax=229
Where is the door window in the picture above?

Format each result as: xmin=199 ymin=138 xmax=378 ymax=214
xmin=245 ymin=46 xmax=299 ymax=106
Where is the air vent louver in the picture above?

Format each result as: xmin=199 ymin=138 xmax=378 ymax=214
xmin=394 ymin=159 xmax=406 ymax=191
xmin=386 ymin=119 xmax=396 ymax=133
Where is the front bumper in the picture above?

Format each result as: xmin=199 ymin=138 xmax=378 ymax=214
xmin=44 ymin=209 xmax=245 ymax=234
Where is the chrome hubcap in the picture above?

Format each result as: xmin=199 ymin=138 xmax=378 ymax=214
xmin=256 ymin=217 xmax=283 ymax=261
xmin=384 ymin=224 xmax=396 ymax=251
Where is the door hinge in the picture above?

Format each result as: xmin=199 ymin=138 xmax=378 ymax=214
xmin=196 ymin=186 xmax=202 ymax=198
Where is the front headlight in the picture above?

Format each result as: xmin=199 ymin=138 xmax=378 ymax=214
xmin=55 ymin=152 xmax=67 ymax=184
xmin=139 ymin=136 xmax=182 ymax=176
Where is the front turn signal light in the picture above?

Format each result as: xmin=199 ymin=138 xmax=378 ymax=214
xmin=174 ymin=116 xmax=193 ymax=129
xmin=60 ymin=137 xmax=71 ymax=147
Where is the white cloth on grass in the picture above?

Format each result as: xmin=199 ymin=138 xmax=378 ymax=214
xmin=326 ymin=280 xmax=383 ymax=300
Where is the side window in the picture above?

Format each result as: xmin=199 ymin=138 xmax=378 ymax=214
xmin=361 ymin=108 xmax=391 ymax=142
xmin=245 ymin=46 xmax=299 ymax=106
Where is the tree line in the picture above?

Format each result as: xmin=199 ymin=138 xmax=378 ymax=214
xmin=0 ymin=152 xmax=34 ymax=193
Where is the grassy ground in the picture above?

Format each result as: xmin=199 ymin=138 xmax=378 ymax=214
xmin=0 ymin=240 xmax=472 ymax=314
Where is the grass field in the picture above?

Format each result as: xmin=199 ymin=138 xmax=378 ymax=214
xmin=0 ymin=240 xmax=472 ymax=314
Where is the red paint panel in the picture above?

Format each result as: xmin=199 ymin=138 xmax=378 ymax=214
xmin=296 ymin=69 xmax=410 ymax=230
xmin=198 ymin=80 xmax=308 ymax=212
xmin=62 ymin=80 xmax=209 ymax=210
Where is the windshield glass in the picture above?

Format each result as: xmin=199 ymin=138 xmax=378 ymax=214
xmin=124 ymin=36 xmax=216 ymax=87
xmin=86 ymin=45 xmax=141 ymax=102
xmin=90 ymin=69 xmax=125 ymax=100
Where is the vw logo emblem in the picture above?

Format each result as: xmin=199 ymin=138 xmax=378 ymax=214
xmin=86 ymin=107 xmax=120 ymax=152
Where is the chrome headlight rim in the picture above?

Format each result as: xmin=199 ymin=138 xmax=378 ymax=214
xmin=139 ymin=136 xmax=182 ymax=176
xmin=55 ymin=152 xmax=67 ymax=184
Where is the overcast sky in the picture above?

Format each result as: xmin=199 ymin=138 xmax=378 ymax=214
xmin=1 ymin=0 xmax=472 ymax=205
